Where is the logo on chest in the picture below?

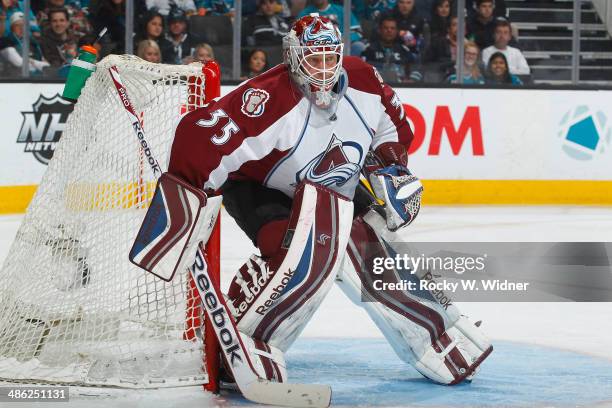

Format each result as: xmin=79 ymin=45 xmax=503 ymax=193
xmin=296 ymin=134 xmax=363 ymax=188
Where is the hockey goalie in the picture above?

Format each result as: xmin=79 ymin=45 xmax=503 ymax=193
xmin=130 ymin=13 xmax=493 ymax=399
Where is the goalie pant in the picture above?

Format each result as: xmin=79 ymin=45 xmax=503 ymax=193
xmin=224 ymin=183 xmax=492 ymax=385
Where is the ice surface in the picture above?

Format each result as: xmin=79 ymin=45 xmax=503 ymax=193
xmin=1 ymin=206 xmax=611 ymax=407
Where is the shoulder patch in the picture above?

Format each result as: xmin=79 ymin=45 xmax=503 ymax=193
xmin=241 ymin=88 xmax=270 ymax=117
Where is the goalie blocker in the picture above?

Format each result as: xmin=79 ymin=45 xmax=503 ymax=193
xmin=129 ymin=172 xmax=222 ymax=282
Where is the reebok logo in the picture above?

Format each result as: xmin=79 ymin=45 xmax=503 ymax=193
xmin=109 ymin=66 xmax=162 ymax=176
xmin=131 ymin=117 xmax=162 ymax=176
xmin=255 ymin=268 xmax=296 ymax=315
xmin=192 ymin=247 xmax=243 ymax=366
xmin=233 ymin=262 xmax=275 ymax=318
xmin=421 ymin=271 xmax=452 ymax=311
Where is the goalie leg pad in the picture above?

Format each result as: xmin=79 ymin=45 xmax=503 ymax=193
xmin=227 ymin=181 xmax=353 ymax=351
xmin=129 ymin=172 xmax=222 ymax=281
xmin=336 ymin=210 xmax=493 ymax=385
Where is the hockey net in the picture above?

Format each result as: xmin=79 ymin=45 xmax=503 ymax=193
xmin=0 ymin=55 xmax=220 ymax=389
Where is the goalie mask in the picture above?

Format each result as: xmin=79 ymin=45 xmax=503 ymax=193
xmin=283 ymin=14 xmax=345 ymax=109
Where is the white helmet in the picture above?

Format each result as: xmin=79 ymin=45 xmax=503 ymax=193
xmin=283 ymin=13 xmax=344 ymax=108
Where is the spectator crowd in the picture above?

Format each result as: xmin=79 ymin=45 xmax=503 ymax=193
xmin=0 ymin=0 xmax=528 ymax=85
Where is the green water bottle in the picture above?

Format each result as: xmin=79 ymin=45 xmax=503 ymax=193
xmin=62 ymin=45 xmax=98 ymax=102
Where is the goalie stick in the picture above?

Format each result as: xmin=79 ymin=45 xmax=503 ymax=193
xmin=108 ymin=65 xmax=332 ymax=408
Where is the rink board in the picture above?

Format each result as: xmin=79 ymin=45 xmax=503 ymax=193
xmin=1 ymin=83 xmax=611 ymax=213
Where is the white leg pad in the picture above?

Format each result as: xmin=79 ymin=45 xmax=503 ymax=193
xmin=227 ymin=181 xmax=354 ymax=352
xmin=336 ymin=210 xmax=493 ymax=385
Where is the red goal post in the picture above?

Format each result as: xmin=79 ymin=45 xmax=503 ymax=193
xmin=186 ymin=60 xmax=222 ymax=393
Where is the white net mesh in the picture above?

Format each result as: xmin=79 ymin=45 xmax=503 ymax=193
xmin=0 ymin=55 xmax=212 ymax=388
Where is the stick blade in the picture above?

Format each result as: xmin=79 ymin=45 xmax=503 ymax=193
xmin=244 ymin=381 xmax=332 ymax=408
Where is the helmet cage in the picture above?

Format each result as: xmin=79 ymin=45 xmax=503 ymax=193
xmin=284 ymin=14 xmax=344 ymax=103
xmin=292 ymin=44 xmax=343 ymax=92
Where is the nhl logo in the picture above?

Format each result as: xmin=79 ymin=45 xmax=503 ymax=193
xmin=241 ymin=88 xmax=269 ymax=118
xmin=17 ymin=94 xmax=74 ymax=165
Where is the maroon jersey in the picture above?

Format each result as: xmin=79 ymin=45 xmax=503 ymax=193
xmin=169 ymin=56 xmax=413 ymax=199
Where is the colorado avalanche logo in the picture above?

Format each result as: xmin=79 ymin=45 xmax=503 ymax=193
xmin=241 ymin=88 xmax=270 ymax=117
xmin=296 ymin=134 xmax=362 ymax=188
xmin=300 ymin=18 xmax=339 ymax=46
